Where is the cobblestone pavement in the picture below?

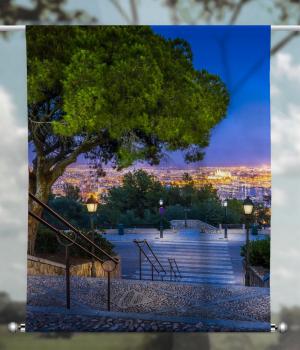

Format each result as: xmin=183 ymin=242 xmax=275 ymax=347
xmin=26 ymin=311 xmax=262 ymax=332
xmin=27 ymin=275 xmax=270 ymax=332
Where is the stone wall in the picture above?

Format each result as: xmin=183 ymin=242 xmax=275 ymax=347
xmin=170 ymin=220 xmax=219 ymax=233
xmin=27 ymin=255 xmax=121 ymax=278
xmin=105 ymin=228 xmax=177 ymax=235
xmin=71 ymin=260 xmax=121 ymax=278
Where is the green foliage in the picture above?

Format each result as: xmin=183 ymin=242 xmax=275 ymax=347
xmin=0 ymin=0 xmax=96 ymax=26
xmin=99 ymin=170 xmax=245 ymax=227
xmin=165 ymin=205 xmax=185 ymax=221
xmin=35 ymin=225 xmax=115 ymax=260
xmin=35 ymin=226 xmax=59 ymax=254
xmin=27 ymin=25 xmax=229 ymax=170
xmin=0 ymin=293 xmax=25 ymax=323
xmin=255 ymin=204 xmax=271 ymax=227
xmin=27 ymin=25 xmax=229 ymax=253
xmin=63 ymin=183 xmax=81 ymax=201
xmin=105 ymin=169 xmax=164 ymax=219
xmin=45 ymin=196 xmax=90 ymax=229
xmin=191 ymin=201 xmax=223 ymax=227
xmin=72 ymin=230 xmax=115 ymax=260
xmin=35 ymin=197 xmax=115 ymax=259
xmin=226 ymin=199 xmax=244 ymax=224
xmin=241 ymin=238 xmax=270 ymax=268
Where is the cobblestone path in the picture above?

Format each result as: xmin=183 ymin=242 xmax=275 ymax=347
xmin=27 ymin=276 xmax=270 ymax=332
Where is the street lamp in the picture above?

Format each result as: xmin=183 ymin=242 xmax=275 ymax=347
xmin=223 ymin=200 xmax=228 ymax=239
xmin=159 ymin=199 xmax=164 ymax=239
xmin=86 ymin=195 xmax=98 ymax=277
xmin=102 ymin=260 xmax=117 ymax=311
xmin=243 ymin=196 xmax=254 ymax=287
xmin=184 ymin=208 xmax=189 ymax=228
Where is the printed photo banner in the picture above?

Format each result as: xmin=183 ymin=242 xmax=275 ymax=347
xmin=26 ymin=25 xmax=271 ymax=332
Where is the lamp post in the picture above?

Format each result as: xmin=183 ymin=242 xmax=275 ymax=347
xmin=159 ymin=199 xmax=164 ymax=239
xmin=243 ymin=196 xmax=254 ymax=287
xmin=223 ymin=200 xmax=228 ymax=239
xmin=183 ymin=208 xmax=192 ymax=229
xmin=184 ymin=208 xmax=188 ymax=228
xmin=86 ymin=194 xmax=98 ymax=277
xmin=102 ymin=260 xmax=117 ymax=311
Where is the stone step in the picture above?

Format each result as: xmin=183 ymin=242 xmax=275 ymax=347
xmin=128 ymin=238 xmax=235 ymax=284
xmin=151 ymin=241 xmax=228 ymax=247
xmin=150 ymin=247 xmax=230 ymax=254
xmin=142 ymin=264 xmax=233 ymax=275
xmin=143 ymin=256 xmax=233 ymax=263
xmin=130 ymin=275 xmax=236 ymax=284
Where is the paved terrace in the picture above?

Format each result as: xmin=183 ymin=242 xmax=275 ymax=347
xmin=27 ymin=275 xmax=270 ymax=332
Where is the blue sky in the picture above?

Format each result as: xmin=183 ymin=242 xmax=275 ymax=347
xmin=152 ymin=25 xmax=271 ymax=166
xmin=29 ymin=25 xmax=271 ymax=167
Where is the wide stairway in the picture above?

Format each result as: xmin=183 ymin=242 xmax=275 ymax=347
xmin=130 ymin=238 xmax=236 ymax=285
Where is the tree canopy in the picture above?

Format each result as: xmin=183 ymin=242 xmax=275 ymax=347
xmin=99 ymin=170 xmax=242 ymax=228
xmin=28 ymin=25 xmax=229 ymax=176
xmin=27 ymin=25 xmax=229 ymax=254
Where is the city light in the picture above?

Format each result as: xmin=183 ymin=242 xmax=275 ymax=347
xmin=52 ymin=164 xmax=271 ymax=205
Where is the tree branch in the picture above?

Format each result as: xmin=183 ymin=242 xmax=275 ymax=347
xmin=271 ymin=31 xmax=300 ymax=56
xmin=111 ymin=0 xmax=132 ymax=24
xmin=49 ymin=136 xmax=100 ymax=184
xmin=130 ymin=0 xmax=139 ymax=24
xmin=229 ymin=0 xmax=251 ymax=24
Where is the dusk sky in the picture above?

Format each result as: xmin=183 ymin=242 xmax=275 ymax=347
xmin=152 ymin=25 xmax=271 ymax=167
xmin=30 ymin=26 xmax=271 ymax=167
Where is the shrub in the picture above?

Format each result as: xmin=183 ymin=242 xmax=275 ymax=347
xmin=72 ymin=230 xmax=115 ymax=260
xmin=35 ymin=226 xmax=115 ymax=260
xmin=35 ymin=226 xmax=59 ymax=254
xmin=241 ymin=238 xmax=270 ymax=268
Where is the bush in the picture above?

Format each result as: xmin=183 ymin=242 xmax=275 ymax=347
xmin=35 ymin=226 xmax=115 ymax=260
xmin=241 ymin=238 xmax=270 ymax=268
xmin=35 ymin=226 xmax=59 ymax=254
xmin=72 ymin=230 xmax=115 ymax=260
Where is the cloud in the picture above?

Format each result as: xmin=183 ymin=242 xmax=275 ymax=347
xmin=273 ymin=53 xmax=300 ymax=81
xmin=271 ymin=52 xmax=300 ymax=175
xmin=270 ymin=83 xmax=280 ymax=97
xmin=271 ymin=188 xmax=287 ymax=207
xmin=0 ymin=86 xmax=27 ymax=300
xmin=272 ymin=103 xmax=300 ymax=174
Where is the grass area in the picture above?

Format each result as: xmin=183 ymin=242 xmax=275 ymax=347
xmin=210 ymin=332 xmax=278 ymax=350
xmin=0 ymin=326 xmax=148 ymax=350
xmin=0 ymin=326 xmax=279 ymax=350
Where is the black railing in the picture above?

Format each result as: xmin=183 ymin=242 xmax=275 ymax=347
xmin=168 ymin=258 xmax=182 ymax=282
xmin=29 ymin=192 xmax=119 ymax=311
xmin=133 ymin=239 xmax=166 ymax=281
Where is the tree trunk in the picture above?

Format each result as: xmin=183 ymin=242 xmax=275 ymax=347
xmin=28 ymin=173 xmax=51 ymax=256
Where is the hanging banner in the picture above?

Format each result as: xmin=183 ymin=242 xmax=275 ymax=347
xmin=26 ymin=25 xmax=271 ymax=332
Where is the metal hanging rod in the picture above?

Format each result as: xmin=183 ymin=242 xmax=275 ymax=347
xmin=0 ymin=25 xmax=300 ymax=32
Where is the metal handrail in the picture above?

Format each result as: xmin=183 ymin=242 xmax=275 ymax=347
xmin=29 ymin=192 xmax=118 ymax=264
xmin=133 ymin=239 xmax=166 ymax=281
xmin=29 ymin=210 xmax=105 ymax=264
xmin=29 ymin=192 xmax=119 ymax=310
xmin=168 ymin=258 xmax=182 ymax=281
xmin=141 ymin=239 xmax=166 ymax=274
xmin=134 ymin=241 xmax=160 ymax=274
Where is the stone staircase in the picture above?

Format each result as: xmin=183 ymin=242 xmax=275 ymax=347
xmin=129 ymin=239 xmax=236 ymax=285
xmin=170 ymin=219 xmax=220 ymax=234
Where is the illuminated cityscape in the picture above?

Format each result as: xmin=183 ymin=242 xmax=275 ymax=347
xmin=52 ymin=164 xmax=271 ymax=206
